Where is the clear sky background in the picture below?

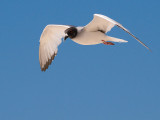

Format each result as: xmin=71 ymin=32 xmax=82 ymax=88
xmin=0 ymin=0 xmax=160 ymax=120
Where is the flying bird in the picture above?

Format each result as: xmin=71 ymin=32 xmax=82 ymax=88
xmin=39 ymin=14 xmax=150 ymax=71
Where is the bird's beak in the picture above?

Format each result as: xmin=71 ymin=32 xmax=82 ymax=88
xmin=64 ymin=35 xmax=68 ymax=41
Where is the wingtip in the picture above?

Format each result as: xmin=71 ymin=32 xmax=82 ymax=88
xmin=40 ymin=53 xmax=56 ymax=72
xmin=147 ymin=47 xmax=152 ymax=52
xmin=136 ymin=39 xmax=152 ymax=52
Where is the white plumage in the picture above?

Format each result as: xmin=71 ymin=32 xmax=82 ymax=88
xmin=39 ymin=25 xmax=70 ymax=71
xmin=39 ymin=14 xmax=150 ymax=71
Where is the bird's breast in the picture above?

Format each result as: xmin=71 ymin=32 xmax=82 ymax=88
xmin=71 ymin=31 xmax=107 ymax=45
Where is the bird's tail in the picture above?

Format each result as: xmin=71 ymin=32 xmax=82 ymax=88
xmin=106 ymin=36 xmax=128 ymax=43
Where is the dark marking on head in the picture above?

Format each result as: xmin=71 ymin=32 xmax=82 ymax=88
xmin=65 ymin=26 xmax=78 ymax=39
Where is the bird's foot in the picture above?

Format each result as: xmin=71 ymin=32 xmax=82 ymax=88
xmin=102 ymin=40 xmax=114 ymax=45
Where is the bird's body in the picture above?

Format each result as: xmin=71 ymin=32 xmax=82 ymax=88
xmin=39 ymin=14 xmax=151 ymax=71
xmin=72 ymin=29 xmax=106 ymax=45
xmin=72 ymin=28 xmax=127 ymax=45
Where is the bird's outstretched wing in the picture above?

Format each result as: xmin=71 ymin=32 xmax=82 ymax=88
xmin=39 ymin=25 xmax=69 ymax=71
xmin=85 ymin=14 xmax=151 ymax=51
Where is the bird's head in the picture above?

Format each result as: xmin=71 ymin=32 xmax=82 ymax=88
xmin=64 ymin=26 xmax=78 ymax=40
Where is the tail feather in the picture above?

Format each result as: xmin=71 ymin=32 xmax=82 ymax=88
xmin=106 ymin=36 xmax=128 ymax=43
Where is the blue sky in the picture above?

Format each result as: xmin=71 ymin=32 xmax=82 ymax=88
xmin=0 ymin=0 xmax=160 ymax=120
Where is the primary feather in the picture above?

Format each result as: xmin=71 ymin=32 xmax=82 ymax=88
xmin=85 ymin=14 xmax=151 ymax=51
xmin=39 ymin=25 xmax=69 ymax=71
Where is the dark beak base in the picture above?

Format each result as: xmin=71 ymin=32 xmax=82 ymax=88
xmin=64 ymin=36 xmax=68 ymax=41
